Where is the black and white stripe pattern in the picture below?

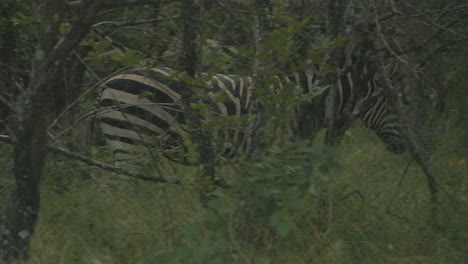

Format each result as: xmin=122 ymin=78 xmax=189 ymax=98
xmin=293 ymin=64 xmax=406 ymax=154
xmin=98 ymin=66 xmax=256 ymax=167
xmin=97 ymin=65 xmax=405 ymax=168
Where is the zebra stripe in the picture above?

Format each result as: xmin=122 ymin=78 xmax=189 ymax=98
xmin=98 ymin=67 xmax=255 ymax=165
xmin=97 ymin=66 xmax=406 ymax=168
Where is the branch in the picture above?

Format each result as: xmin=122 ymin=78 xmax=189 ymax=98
xmin=68 ymin=0 xmax=179 ymax=8
xmin=93 ymin=17 xmax=178 ymax=28
xmin=419 ymin=37 xmax=468 ymax=67
xmin=0 ymin=134 xmax=181 ymax=184
xmin=371 ymin=0 xmax=442 ymax=231
xmin=383 ymin=14 xmax=467 ymax=58
xmin=214 ymin=0 xmax=253 ymax=14
xmin=49 ymin=0 xmax=180 ymax=69
xmin=0 ymin=134 xmax=229 ymax=188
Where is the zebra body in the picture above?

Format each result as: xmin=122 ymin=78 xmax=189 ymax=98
xmin=295 ymin=65 xmax=406 ymax=154
xmin=98 ymin=66 xmax=257 ymax=166
xmin=97 ymin=66 xmax=405 ymax=168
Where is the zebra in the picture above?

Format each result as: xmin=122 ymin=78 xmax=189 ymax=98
xmin=293 ymin=63 xmax=406 ymax=154
xmin=96 ymin=65 xmax=406 ymax=170
xmin=98 ymin=66 xmax=256 ymax=168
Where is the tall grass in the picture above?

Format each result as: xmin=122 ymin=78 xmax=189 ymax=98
xmin=1 ymin=115 xmax=466 ymax=264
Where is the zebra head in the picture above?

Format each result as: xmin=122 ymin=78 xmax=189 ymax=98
xmin=360 ymin=93 xmax=407 ymax=154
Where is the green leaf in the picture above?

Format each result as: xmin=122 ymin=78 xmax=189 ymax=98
xmin=111 ymin=50 xmax=142 ymax=67
xmin=286 ymin=198 xmax=305 ymax=211
xmin=11 ymin=13 xmax=36 ymax=25
xmin=183 ymin=224 xmax=202 ymax=239
xmin=144 ymin=255 xmax=167 ymax=264
xmin=270 ymin=210 xmax=294 ymax=238
xmin=83 ymin=41 xmax=111 ymax=61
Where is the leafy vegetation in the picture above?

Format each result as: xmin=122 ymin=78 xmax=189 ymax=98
xmin=1 ymin=114 xmax=465 ymax=263
xmin=0 ymin=0 xmax=466 ymax=263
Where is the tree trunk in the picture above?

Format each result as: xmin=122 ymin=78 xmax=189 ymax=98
xmin=372 ymin=2 xmax=441 ymax=230
xmin=0 ymin=0 xmax=66 ymax=258
xmin=178 ymin=0 xmax=216 ymax=204
xmin=0 ymin=1 xmax=19 ymax=134
xmin=1 ymin=0 xmax=98 ymax=260
xmin=245 ymin=0 xmax=274 ymax=160
xmin=0 ymin=85 xmax=48 ymax=260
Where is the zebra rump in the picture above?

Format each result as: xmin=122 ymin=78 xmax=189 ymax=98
xmin=98 ymin=66 xmax=256 ymax=166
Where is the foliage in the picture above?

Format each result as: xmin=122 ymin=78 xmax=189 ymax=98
xmin=0 ymin=118 xmax=464 ymax=263
xmin=154 ymin=141 xmax=334 ymax=263
xmin=0 ymin=0 xmax=466 ymax=262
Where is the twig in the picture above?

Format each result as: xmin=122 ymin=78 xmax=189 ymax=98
xmin=47 ymin=77 xmax=99 ymax=132
xmin=67 ymin=0 xmax=180 ymax=8
xmin=341 ymin=189 xmax=364 ymax=200
xmin=92 ymin=17 xmax=178 ymax=28
xmin=386 ymin=158 xmax=412 ymax=210
xmin=384 ymin=158 xmax=412 ymax=223
xmin=1 ymin=134 xmax=230 ymax=188
xmin=227 ymin=206 xmax=252 ymax=264
xmin=371 ymin=0 xmax=442 ymax=230
xmin=0 ymin=134 xmax=180 ymax=184
xmin=214 ymin=0 xmax=253 ymax=14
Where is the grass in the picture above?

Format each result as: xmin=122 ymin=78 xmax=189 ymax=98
xmin=1 ymin=116 xmax=466 ymax=264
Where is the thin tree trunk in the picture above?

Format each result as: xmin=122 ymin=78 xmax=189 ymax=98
xmin=324 ymin=0 xmax=357 ymax=146
xmin=371 ymin=1 xmax=441 ymax=230
xmin=245 ymin=0 xmax=273 ymax=160
xmin=0 ymin=1 xmax=19 ymax=134
xmin=404 ymin=24 xmax=441 ymax=231
xmin=178 ymin=0 xmax=216 ymax=204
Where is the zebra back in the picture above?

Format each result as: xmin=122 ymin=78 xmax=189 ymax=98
xmin=97 ymin=65 xmax=406 ymax=168
xmin=97 ymin=67 xmax=258 ymax=166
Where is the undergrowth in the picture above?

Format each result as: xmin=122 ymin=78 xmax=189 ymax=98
xmin=0 ymin=115 xmax=466 ymax=264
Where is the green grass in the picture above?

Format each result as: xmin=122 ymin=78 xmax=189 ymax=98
xmin=1 ymin=116 xmax=466 ymax=264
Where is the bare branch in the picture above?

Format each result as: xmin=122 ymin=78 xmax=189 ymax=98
xmin=93 ymin=17 xmax=177 ymax=28
xmin=68 ymin=0 xmax=179 ymax=8
xmin=0 ymin=134 xmax=181 ymax=184
xmin=214 ymin=0 xmax=253 ymax=14
xmin=1 ymin=134 xmax=230 ymax=188
xmin=371 ymin=0 xmax=443 ymax=231
xmin=381 ymin=12 xmax=468 ymax=58
xmin=419 ymin=37 xmax=468 ymax=67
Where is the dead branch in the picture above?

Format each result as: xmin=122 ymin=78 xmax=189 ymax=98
xmin=0 ymin=134 xmax=181 ymax=184
xmin=92 ymin=17 xmax=178 ymax=28
xmin=371 ymin=0 xmax=442 ymax=231
xmin=0 ymin=134 xmax=230 ymax=188
xmin=68 ymin=0 xmax=179 ymax=8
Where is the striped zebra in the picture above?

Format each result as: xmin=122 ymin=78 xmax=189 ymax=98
xmin=96 ymin=65 xmax=406 ymax=169
xmin=294 ymin=64 xmax=406 ymax=154
xmin=98 ymin=66 xmax=256 ymax=168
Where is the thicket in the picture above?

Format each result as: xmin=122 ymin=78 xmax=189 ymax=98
xmin=1 ymin=117 xmax=466 ymax=263
xmin=0 ymin=0 xmax=466 ymax=263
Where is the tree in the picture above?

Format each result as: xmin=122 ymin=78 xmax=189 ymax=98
xmin=0 ymin=0 xmax=178 ymax=261
xmin=0 ymin=0 xmax=466 ymax=261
